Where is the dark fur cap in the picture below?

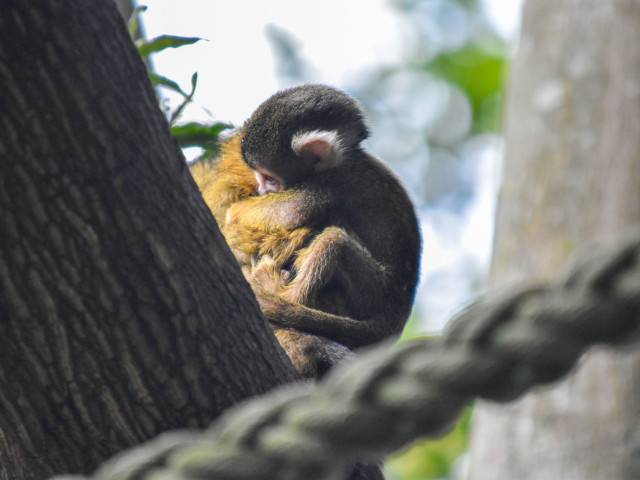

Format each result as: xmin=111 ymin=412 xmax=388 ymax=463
xmin=241 ymin=84 xmax=369 ymax=181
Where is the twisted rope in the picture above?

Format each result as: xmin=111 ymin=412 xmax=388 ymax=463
xmin=70 ymin=234 xmax=640 ymax=480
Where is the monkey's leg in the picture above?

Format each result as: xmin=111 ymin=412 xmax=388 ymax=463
xmin=284 ymin=226 xmax=387 ymax=313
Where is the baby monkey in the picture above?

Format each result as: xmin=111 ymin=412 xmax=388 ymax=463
xmin=193 ymin=135 xmax=353 ymax=379
xmin=194 ymin=84 xmax=421 ymax=378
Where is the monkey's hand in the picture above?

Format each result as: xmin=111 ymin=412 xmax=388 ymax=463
xmin=246 ymin=256 xmax=303 ymax=322
xmin=222 ymin=222 xmax=264 ymax=263
xmin=247 ymin=255 xmax=292 ymax=295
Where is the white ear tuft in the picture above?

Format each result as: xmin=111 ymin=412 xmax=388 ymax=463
xmin=291 ymin=130 xmax=344 ymax=171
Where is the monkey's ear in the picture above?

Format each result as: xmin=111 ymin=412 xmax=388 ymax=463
xmin=291 ymin=130 xmax=344 ymax=172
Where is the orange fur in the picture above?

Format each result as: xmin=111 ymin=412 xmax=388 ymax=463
xmin=191 ymin=135 xmax=256 ymax=221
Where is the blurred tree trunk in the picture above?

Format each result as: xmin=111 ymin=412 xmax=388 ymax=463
xmin=0 ymin=2 xmax=296 ymax=479
xmin=468 ymin=1 xmax=640 ymax=479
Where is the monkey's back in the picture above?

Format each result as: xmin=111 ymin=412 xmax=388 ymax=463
xmin=319 ymin=152 xmax=421 ymax=334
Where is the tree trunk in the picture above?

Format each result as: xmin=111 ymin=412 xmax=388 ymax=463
xmin=468 ymin=1 xmax=640 ymax=479
xmin=0 ymin=2 xmax=296 ymax=479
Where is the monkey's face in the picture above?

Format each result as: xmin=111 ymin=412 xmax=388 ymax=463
xmin=245 ymin=149 xmax=311 ymax=194
xmin=241 ymin=84 xmax=370 ymax=193
xmin=253 ymin=167 xmax=283 ymax=195
xmin=241 ymin=85 xmax=368 ymax=182
xmin=247 ymin=132 xmax=342 ymax=195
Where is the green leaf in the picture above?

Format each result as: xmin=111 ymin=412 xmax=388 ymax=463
xmin=190 ymin=71 xmax=198 ymax=91
xmin=169 ymin=72 xmax=199 ymax=124
xmin=137 ymin=35 xmax=204 ymax=58
xmin=148 ymin=72 xmax=189 ymax=98
xmin=171 ymin=121 xmax=233 ymax=151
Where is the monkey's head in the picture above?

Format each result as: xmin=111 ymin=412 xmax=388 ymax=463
xmin=241 ymin=84 xmax=369 ymax=195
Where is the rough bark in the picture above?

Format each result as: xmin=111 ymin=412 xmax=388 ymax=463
xmin=469 ymin=1 xmax=640 ymax=479
xmin=0 ymin=2 xmax=296 ymax=479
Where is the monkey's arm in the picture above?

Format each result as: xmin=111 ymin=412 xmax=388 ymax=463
xmin=284 ymin=227 xmax=387 ymax=311
xmin=225 ymin=186 xmax=331 ymax=232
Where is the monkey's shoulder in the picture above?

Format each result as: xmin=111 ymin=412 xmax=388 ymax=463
xmin=333 ymin=154 xmax=418 ymax=227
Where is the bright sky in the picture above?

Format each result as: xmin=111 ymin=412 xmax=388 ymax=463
xmin=144 ymin=0 xmax=407 ymax=124
xmin=144 ymin=0 xmax=522 ymax=124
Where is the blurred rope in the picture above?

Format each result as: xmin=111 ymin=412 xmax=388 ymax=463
xmin=61 ymin=234 xmax=640 ymax=480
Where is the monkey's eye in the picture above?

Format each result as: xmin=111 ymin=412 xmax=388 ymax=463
xmin=264 ymin=175 xmax=277 ymax=184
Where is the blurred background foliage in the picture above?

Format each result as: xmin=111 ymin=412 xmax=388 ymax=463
xmin=134 ymin=0 xmax=513 ymax=477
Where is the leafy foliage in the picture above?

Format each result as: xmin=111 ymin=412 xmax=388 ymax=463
xmin=136 ymin=34 xmax=203 ymax=58
xmin=171 ymin=121 xmax=233 ymax=160
xmin=130 ymin=7 xmax=231 ymax=161
xmin=148 ymin=72 xmax=190 ymax=98
xmin=168 ymin=72 xmax=198 ymax=124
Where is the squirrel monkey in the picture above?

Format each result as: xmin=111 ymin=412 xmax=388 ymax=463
xmin=192 ymin=136 xmax=353 ymax=379
xmin=192 ymin=84 xmax=421 ymax=378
